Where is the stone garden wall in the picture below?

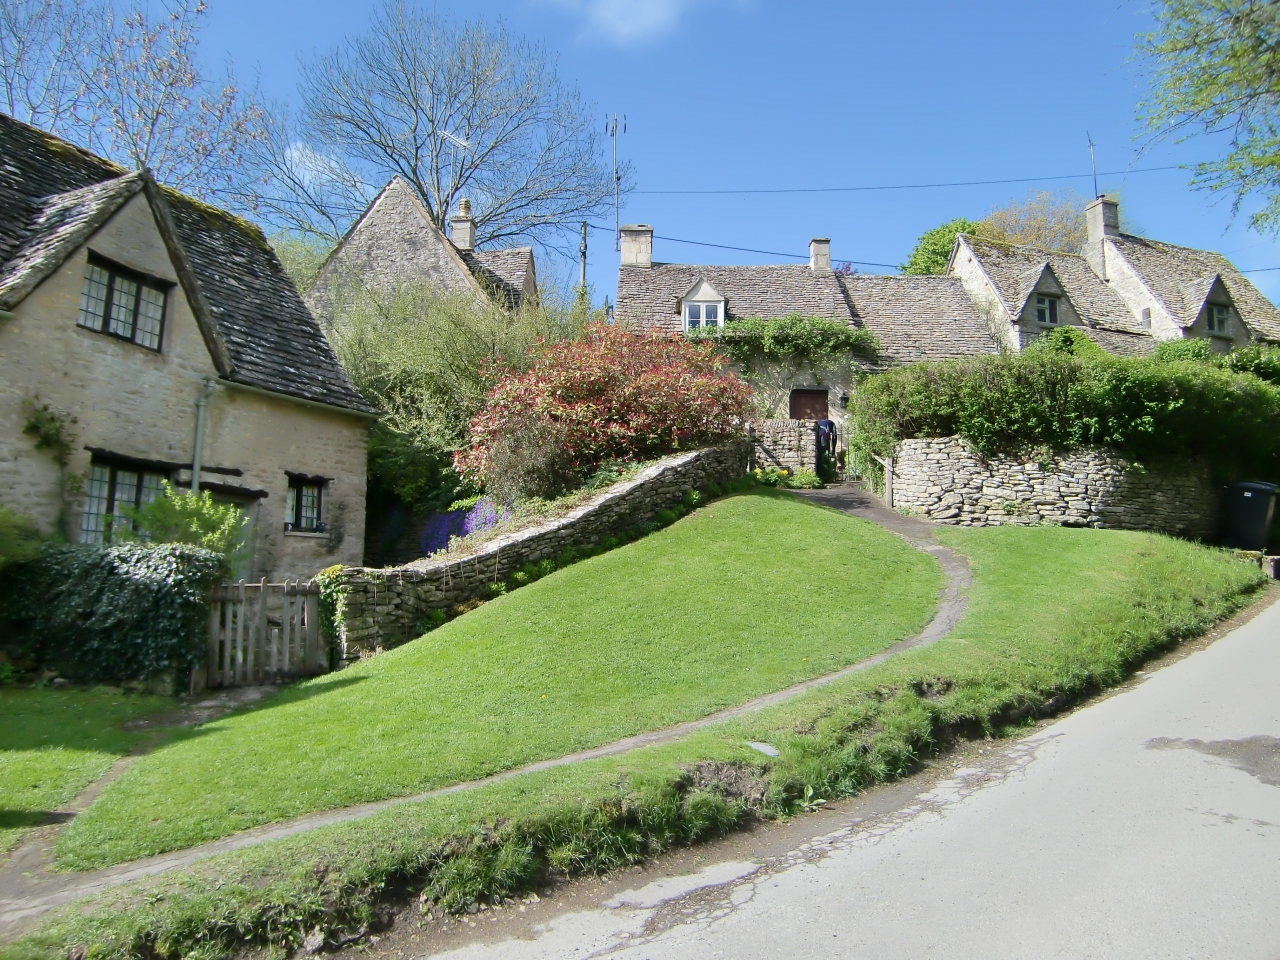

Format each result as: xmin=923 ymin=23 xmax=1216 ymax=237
xmin=334 ymin=441 xmax=750 ymax=656
xmin=749 ymin=419 xmax=817 ymax=474
xmin=892 ymin=436 xmax=1217 ymax=538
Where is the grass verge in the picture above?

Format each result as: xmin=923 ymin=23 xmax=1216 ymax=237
xmin=0 ymin=690 xmax=172 ymax=855
xmin=1 ymin=524 xmax=1265 ymax=960
xmin=55 ymin=490 xmax=940 ymax=869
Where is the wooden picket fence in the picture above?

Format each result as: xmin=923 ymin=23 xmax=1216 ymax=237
xmin=207 ymin=580 xmax=327 ymax=687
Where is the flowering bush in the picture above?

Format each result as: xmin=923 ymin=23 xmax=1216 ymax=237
xmin=455 ymin=323 xmax=750 ymax=490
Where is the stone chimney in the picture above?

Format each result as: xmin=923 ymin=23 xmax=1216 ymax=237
xmin=620 ymin=224 xmax=653 ymax=268
xmin=450 ymin=198 xmax=475 ymax=251
xmin=1085 ymin=196 xmax=1119 ymax=277
xmin=809 ymin=238 xmax=831 ymax=273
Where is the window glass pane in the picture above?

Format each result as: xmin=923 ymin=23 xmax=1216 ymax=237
xmin=108 ymin=275 xmax=138 ymax=338
xmin=286 ymin=486 xmax=297 ymax=525
xmin=136 ymin=285 xmax=165 ymax=349
xmin=704 ymin=303 xmax=718 ymax=320
xmin=140 ymin=472 xmax=165 ymax=505
xmin=80 ymin=464 xmax=112 ymax=544
xmin=300 ymin=485 xmax=319 ymax=530
xmin=77 ymin=264 xmax=110 ymax=331
xmin=686 ymin=303 xmax=701 ymax=321
xmin=1047 ymin=298 xmax=1058 ymax=324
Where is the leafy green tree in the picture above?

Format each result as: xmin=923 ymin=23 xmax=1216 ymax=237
xmin=121 ymin=482 xmax=248 ymax=570
xmin=1140 ymin=0 xmax=1280 ymax=232
xmin=901 ymin=217 xmax=979 ymax=274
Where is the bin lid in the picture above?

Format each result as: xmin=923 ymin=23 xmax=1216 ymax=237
xmin=1229 ymin=481 xmax=1278 ymax=493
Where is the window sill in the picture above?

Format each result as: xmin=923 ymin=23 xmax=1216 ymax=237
xmin=1207 ymin=331 xmax=1233 ymax=339
xmin=284 ymin=530 xmax=327 ymax=539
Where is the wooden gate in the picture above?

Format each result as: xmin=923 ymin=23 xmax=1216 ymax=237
xmin=207 ymin=580 xmax=327 ymax=687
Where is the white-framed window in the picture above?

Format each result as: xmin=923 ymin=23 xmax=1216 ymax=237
xmin=77 ymin=255 xmax=168 ymax=350
xmin=1207 ymin=304 xmax=1230 ymax=335
xmin=80 ymin=461 xmax=167 ymax=544
xmin=286 ymin=476 xmax=325 ymax=532
xmin=1035 ymin=295 xmax=1060 ymax=325
xmin=684 ymin=301 xmax=722 ymax=331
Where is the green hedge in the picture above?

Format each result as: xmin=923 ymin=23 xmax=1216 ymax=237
xmin=2 ymin=543 xmax=223 ymax=683
xmin=849 ymin=351 xmax=1280 ymax=481
xmin=691 ymin=314 xmax=880 ymax=365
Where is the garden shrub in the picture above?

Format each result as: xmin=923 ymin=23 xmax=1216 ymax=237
xmin=1152 ymin=337 xmax=1215 ymax=363
xmin=120 ymin=481 xmax=247 ymax=572
xmin=482 ymin=414 xmax=579 ymax=502
xmin=3 ymin=543 xmax=223 ymax=683
xmin=849 ymin=351 xmax=1280 ymax=481
xmin=692 ymin=314 xmax=879 ymax=365
xmin=1225 ymin=343 xmax=1280 ymax=385
xmin=0 ymin=506 xmax=42 ymax=571
xmin=1023 ymin=326 xmax=1108 ymax=358
xmin=455 ymin=323 xmax=750 ymax=493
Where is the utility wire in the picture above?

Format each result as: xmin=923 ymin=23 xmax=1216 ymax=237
xmin=633 ymin=165 xmax=1183 ymax=196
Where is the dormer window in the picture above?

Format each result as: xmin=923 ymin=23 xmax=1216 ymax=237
xmin=1035 ymin=295 xmax=1059 ymax=325
xmin=685 ymin=301 xmax=721 ymax=330
xmin=1207 ymin=304 xmax=1230 ymax=335
xmin=679 ymin=279 xmax=725 ymax=334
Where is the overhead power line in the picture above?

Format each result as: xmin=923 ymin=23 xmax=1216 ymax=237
xmin=633 ymin=165 xmax=1183 ymax=196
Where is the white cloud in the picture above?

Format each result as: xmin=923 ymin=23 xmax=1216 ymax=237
xmin=546 ymin=0 xmax=705 ymax=43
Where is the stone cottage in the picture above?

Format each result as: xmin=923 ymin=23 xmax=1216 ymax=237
xmin=0 ymin=113 xmax=373 ymax=581
xmin=949 ymin=197 xmax=1280 ymax=353
xmin=305 ymin=176 xmax=538 ymax=327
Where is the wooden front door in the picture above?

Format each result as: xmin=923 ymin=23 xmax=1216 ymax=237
xmin=789 ymin=388 xmax=829 ymax=420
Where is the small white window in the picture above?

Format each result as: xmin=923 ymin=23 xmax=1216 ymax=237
xmin=1140 ymin=307 xmax=1152 ymax=328
xmin=1035 ymin=295 xmax=1059 ymax=325
xmin=1207 ymin=304 xmax=1230 ymax=335
xmin=684 ymin=301 xmax=721 ymax=331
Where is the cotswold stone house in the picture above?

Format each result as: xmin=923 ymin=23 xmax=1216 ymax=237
xmin=0 ymin=114 xmax=373 ymax=580
xmin=950 ymin=197 xmax=1280 ymax=354
xmin=614 ymin=224 xmax=998 ymax=424
xmin=305 ymin=177 xmax=537 ymax=326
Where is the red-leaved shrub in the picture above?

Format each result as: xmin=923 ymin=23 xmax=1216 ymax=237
xmin=454 ymin=323 xmax=750 ymax=488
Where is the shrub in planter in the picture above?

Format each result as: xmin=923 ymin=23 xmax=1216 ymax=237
xmin=455 ymin=323 xmax=750 ymax=492
xmin=3 ymin=543 xmax=223 ymax=683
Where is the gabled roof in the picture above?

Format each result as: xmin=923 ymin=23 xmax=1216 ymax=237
xmin=462 ymin=247 xmax=535 ymax=310
xmin=616 ymin=263 xmax=850 ymax=329
xmin=960 ymin=236 xmax=1146 ymax=335
xmin=1107 ymin=234 xmax=1280 ymax=341
xmin=0 ymin=113 xmax=371 ymax=413
xmin=839 ymin=274 xmax=999 ymax=363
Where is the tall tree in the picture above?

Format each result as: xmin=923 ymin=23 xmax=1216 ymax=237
xmin=1141 ymin=0 xmax=1280 ymax=232
xmin=0 ymin=0 xmax=266 ymax=205
xmin=254 ymin=3 xmax=621 ymax=251
xmin=978 ymin=189 xmax=1089 ymax=252
xmin=901 ymin=218 xmax=979 ymax=274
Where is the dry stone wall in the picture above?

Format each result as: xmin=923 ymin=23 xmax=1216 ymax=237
xmin=749 ymin=419 xmax=817 ymax=473
xmin=892 ymin=436 xmax=1216 ymax=538
xmin=335 ymin=442 xmax=750 ymax=656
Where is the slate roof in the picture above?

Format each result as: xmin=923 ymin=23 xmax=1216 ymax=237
xmin=1108 ymin=234 xmax=1280 ymax=342
xmin=839 ymin=275 xmax=999 ymax=362
xmin=962 ymin=236 xmax=1147 ymax=335
xmin=616 ymin=263 xmax=850 ymax=331
xmin=462 ymin=247 xmax=535 ymax=310
xmin=0 ymin=113 xmax=370 ymax=413
xmin=1077 ymin=326 xmax=1157 ymax=357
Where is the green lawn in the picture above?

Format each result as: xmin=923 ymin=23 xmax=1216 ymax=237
xmin=0 ymin=690 xmax=172 ymax=855
xmin=55 ymin=490 xmax=942 ymax=869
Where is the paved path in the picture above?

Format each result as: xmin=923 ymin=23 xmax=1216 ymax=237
xmin=0 ymin=485 xmax=968 ymax=933
xmin=400 ymin=591 xmax=1280 ymax=960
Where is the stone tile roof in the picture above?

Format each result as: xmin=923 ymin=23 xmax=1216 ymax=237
xmin=839 ymin=274 xmax=999 ymax=362
xmin=963 ymin=236 xmax=1147 ymax=335
xmin=1077 ymin=326 xmax=1157 ymax=357
xmin=1109 ymin=234 xmax=1280 ymax=342
xmin=463 ymin=247 xmax=534 ymax=310
xmin=616 ymin=263 xmax=849 ymax=333
xmin=0 ymin=113 xmax=370 ymax=413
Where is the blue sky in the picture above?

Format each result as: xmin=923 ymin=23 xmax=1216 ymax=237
xmin=199 ymin=0 xmax=1280 ymax=304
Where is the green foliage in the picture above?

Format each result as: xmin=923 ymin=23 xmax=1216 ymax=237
xmin=901 ymin=217 xmax=979 ymax=274
xmin=1224 ymin=342 xmax=1280 ymax=384
xmin=20 ymin=399 xmax=77 ymax=468
xmin=1153 ymin=337 xmax=1215 ymax=363
xmin=752 ymin=467 xmax=824 ymax=489
xmin=120 ymin=483 xmax=248 ymax=568
xmin=1024 ymin=326 xmax=1109 ymax=358
xmin=1140 ymin=0 xmax=1280 ymax=233
xmin=3 ymin=544 xmax=223 ymax=683
xmin=269 ymin=231 xmax=332 ymax=292
xmin=313 ymin=565 xmax=346 ymax=645
xmin=694 ymin=314 xmax=879 ymax=365
xmin=850 ymin=351 xmax=1280 ymax=480
xmin=0 ymin=507 xmax=42 ymax=571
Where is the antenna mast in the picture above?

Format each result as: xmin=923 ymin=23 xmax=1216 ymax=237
xmin=607 ymin=114 xmax=625 ymax=251
xmin=579 ymin=221 xmax=588 ymax=290
xmin=1087 ymin=131 xmax=1099 ymax=198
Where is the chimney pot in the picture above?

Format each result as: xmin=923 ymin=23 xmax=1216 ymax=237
xmin=810 ymin=237 xmax=831 ymax=273
xmin=620 ymin=224 xmax=653 ymax=269
xmin=450 ymin=199 xmax=476 ymax=251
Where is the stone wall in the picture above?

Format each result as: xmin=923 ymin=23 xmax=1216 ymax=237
xmin=749 ymin=420 xmax=817 ymax=474
xmin=892 ymin=436 xmax=1217 ymax=538
xmin=335 ymin=441 xmax=750 ymax=656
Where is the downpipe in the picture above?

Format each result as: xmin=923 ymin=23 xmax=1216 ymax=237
xmin=191 ymin=378 xmax=217 ymax=494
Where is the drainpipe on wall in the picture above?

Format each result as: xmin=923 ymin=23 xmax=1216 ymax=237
xmin=191 ymin=379 xmax=217 ymax=494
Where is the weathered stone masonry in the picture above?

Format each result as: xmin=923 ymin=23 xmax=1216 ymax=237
xmin=892 ymin=436 xmax=1217 ymax=538
xmin=335 ymin=442 xmax=750 ymax=655
xmin=749 ymin=419 xmax=817 ymax=474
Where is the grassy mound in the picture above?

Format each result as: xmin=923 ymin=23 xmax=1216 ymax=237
xmin=56 ymin=491 xmax=941 ymax=869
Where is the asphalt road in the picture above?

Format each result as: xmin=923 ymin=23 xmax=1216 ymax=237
xmin=413 ymin=593 xmax=1280 ymax=960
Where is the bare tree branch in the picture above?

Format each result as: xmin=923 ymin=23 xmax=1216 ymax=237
xmin=0 ymin=0 xmax=100 ymax=135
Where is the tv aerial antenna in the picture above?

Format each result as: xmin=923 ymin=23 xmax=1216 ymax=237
xmin=438 ymin=128 xmax=472 ymax=213
xmin=1087 ymin=131 xmax=1099 ymax=198
xmin=607 ymin=114 xmax=626 ymax=251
